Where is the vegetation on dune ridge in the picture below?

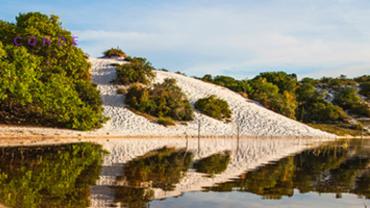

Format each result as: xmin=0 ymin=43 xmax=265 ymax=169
xmin=112 ymin=56 xmax=155 ymax=85
xmin=102 ymin=47 xmax=126 ymax=58
xmin=195 ymin=95 xmax=232 ymax=121
xmin=195 ymin=72 xmax=370 ymax=135
xmin=0 ymin=12 xmax=108 ymax=130
xmin=125 ymin=78 xmax=194 ymax=124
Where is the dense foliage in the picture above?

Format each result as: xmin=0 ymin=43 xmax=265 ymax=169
xmin=113 ymin=56 xmax=155 ymax=85
xmin=195 ymin=95 xmax=232 ymax=121
xmin=102 ymin=47 xmax=126 ymax=58
xmin=333 ymin=87 xmax=370 ymax=117
xmin=199 ymin=75 xmax=251 ymax=95
xmin=198 ymin=72 xmax=298 ymax=119
xmin=0 ymin=12 xmax=108 ymax=130
xmin=0 ymin=143 xmax=103 ymax=208
xmin=296 ymin=83 xmax=349 ymax=123
xmin=248 ymin=77 xmax=297 ymax=119
xmin=125 ymin=78 xmax=194 ymax=122
xmin=360 ymin=81 xmax=370 ymax=99
xmin=198 ymin=72 xmax=370 ymax=124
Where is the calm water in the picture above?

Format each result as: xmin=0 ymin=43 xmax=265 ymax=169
xmin=0 ymin=139 xmax=369 ymax=208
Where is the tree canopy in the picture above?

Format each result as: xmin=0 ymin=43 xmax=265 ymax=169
xmin=0 ymin=12 xmax=108 ymax=130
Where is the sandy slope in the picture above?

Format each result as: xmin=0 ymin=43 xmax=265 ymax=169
xmin=89 ymin=57 xmax=334 ymax=137
xmin=0 ymin=57 xmax=334 ymax=137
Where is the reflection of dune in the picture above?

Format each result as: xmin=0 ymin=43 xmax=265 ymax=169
xmin=89 ymin=138 xmax=332 ymax=208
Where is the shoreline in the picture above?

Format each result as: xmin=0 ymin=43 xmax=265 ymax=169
xmin=0 ymin=133 xmax=367 ymax=143
xmin=0 ymin=135 xmax=337 ymax=140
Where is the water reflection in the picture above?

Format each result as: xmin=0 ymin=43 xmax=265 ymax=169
xmin=119 ymin=146 xmax=193 ymax=191
xmin=193 ymin=151 xmax=231 ymax=176
xmin=205 ymin=140 xmax=370 ymax=201
xmin=0 ymin=143 xmax=104 ymax=208
xmin=2 ymin=138 xmax=365 ymax=208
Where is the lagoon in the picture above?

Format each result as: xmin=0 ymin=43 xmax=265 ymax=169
xmin=0 ymin=138 xmax=368 ymax=207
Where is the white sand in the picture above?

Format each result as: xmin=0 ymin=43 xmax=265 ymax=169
xmin=88 ymin=137 xmax=332 ymax=207
xmin=0 ymin=57 xmax=335 ymax=138
xmin=89 ymin=57 xmax=333 ymax=137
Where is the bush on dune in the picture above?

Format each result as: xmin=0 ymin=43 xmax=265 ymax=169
xmin=125 ymin=78 xmax=194 ymax=123
xmin=0 ymin=12 xmax=108 ymax=130
xmin=113 ymin=56 xmax=155 ymax=85
xmin=102 ymin=47 xmax=126 ymax=58
xmin=195 ymin=95 xmax=232 ymax=121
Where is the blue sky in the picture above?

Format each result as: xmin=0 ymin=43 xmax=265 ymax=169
xmin=1 ymin=0 xmax=370 ymax=80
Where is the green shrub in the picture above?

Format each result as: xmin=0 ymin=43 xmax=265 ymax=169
xmin=349 ymin=102 xmax=370 ymax=117
xmin=195 ymin=95 xmax=232 ymax=120
xmin=296 ymin=83 xmax=349 ymax=123
xmin=113 ymin=56 xmax=155 ymax=85
xmin=360 ymin=81 xmax=370 ymax=99
xmin=110 ymin=63 xmax=120 ymax=67
xmin=102 ymin=47 xmax=126 ymax=58
xmin=303 ymin=102 xmax=349 ymax=123
xmin=333 ymin=87 xmax=370 ymax=117
xmin=125 ymin=78 xmax=194 ymax=122
xmin=333 ymin=87 xmax=361 ymax=110
xmin=117 ymin=88 xmax=127 ymax=94
xmin=158 ymin=117 xmax=176 ymax=126
xmin=350 ymin=123 xmax=363 ymax=130
xmin=158 ymin=68 xmax=169 ymax=72
xmin=0 ymin=12 xmax=108 ymax=130
xmin=175 ymin=71 xmax=186 ymax=76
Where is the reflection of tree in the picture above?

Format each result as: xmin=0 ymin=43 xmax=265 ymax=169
xmin=0 ymin=143 xmax=103 ymax=208
xmin=207 ymin=142 xmax=370 ymax=200
xmin=354 ymin=171 xmax=370 ymax=199
xmin=120 ymin=146 xmax=193 ymax=191
xmin=209 ymin=157 xmax=295 ymax=199
xmin=111 ymin=186 xmax=154 ymax=208
xmin=194 ymin=151 xmax=231 ymax=175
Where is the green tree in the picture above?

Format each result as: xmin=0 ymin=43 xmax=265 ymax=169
xmin=248 ymin=77 xmax=296 ymax=119
xmin=0 ymin=12 xmax=107 ymax=130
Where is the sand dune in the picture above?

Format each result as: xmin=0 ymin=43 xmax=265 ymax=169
xmin=90 ymin=57 xmax=334 ymax=137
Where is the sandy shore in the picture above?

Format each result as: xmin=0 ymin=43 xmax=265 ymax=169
xmin=0 ymin=57 xmax=335 ymax=138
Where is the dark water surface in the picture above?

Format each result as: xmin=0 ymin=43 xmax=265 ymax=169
xmin=0 ymin=139 xmax=370 ymax=207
